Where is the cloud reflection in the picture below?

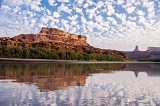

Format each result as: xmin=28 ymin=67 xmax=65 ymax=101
xmin=0 ymin=63 xmax=160 ymax=105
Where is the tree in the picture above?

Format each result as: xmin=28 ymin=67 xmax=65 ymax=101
xmin=66 ymin=51 xmax=71 ymax=60
xmin=0 ymin=46 xmax=127 ymax=61
xmin=3 ymin=46 xmax=11 ymax=58
xmin=15 ymin=46 xmax=23 ymax=58
xmin=23 ymin=47 xmax=30 ymax=58
xmin=51 ymin=50 xmax=59 ymax=59
xmin=58 ymin=51 xmax=66 ymax=59
xmin=78 ymin=53 xmax=84 ymax=60
xmin=70 ymin=51 xmax=78 ymax=60
xmin=0 ymin=46 xmax=3 ymax=57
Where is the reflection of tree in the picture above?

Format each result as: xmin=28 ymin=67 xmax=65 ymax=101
xmin=0 ymin=63 xmax=126 ymax=91
xmin=0 ymin=63 xmax=159 ymax=91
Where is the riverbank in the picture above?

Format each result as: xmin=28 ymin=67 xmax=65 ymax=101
xmin=0 ymin=58 xmax=160 ymax=64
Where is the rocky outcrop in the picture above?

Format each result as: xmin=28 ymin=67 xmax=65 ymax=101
xmin=147 ymin=47 xmax=160 ymax=52
xmin=124 ymin=51 xmax=160 ymax=60
xmin=134 ymin=45 xmax=139 ymax=51
xmin=12 ymin=27 xmax=89 ymax=46
xmin=0 ymin=27 xmax=128 ymax=59
xmin=124 ymin=46 xmax=160 ymax=60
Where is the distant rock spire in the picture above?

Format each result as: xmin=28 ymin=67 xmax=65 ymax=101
xmin=134 ymin=45 xmax=140 ymax=51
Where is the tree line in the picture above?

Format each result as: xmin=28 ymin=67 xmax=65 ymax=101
xmin=0 ymin=46 xmax=127 ymax=61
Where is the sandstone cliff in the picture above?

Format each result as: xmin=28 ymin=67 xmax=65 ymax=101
xmin=0 ymin=27 xmax=128 ymax=59
xmin=13 ymin=27 xmax=89 ymax=46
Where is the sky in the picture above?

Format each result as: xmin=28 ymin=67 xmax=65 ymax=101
xmin=0 ymin=0 xmax=160 ymax=51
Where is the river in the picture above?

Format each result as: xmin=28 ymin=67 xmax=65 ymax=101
xmin=0 ymin=63 xmax=160 ymax=106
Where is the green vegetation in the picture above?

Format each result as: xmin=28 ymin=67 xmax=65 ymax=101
xmin=0 ymin=46 xmax=127 ymax=61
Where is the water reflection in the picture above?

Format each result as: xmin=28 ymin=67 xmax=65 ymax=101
xmin=0 ymin=63 xmax=126 ymax=91
xmin=126 ymin=63 xmax=160 ymax=77
xmin=0 ymin=63 xmax=160 ymax=106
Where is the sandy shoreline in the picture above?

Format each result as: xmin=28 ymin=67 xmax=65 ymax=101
xmin=0 ymin=58 xmax=159 ymax=64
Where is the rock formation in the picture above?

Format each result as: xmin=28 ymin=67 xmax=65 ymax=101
xmin=12 ymin=27 xmax=89 ymax=46
xmin=0 ymin=27 xmax=128 ymax=59
xmin=124 ymin=45 xmax=160 ymax=60
xmin=134 ymin=45 xmax=139 ymax=51
xmin=147 ymin=47 xmax=160 ymax=52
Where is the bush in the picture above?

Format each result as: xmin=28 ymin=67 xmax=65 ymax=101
xmin=0 ymin=46 xmax=127 ymax=61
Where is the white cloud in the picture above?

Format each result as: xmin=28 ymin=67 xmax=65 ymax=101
xmin=107 ymin=11 xmax=112 ymax=16
xmin=41 ymin=17 xmax=48 ymax=24
xmin=137 ymin=10 xmax=145 ymax=15
xmin=13 ymin=6 xmax=20 ymax=14
xmin=77 ymin=0 xmax=84 ymax=6
xmin=96 ymin=1 xmax=103 ymax=9
xmin=50 ymin=21 xmax=55 ymax=27
xmin=128 ymin=16 xmax=137 ymax=21
xmin=95 ymin=15 xmax=104 ymax=24
xmin=87 ymin=8 xmax=96 ymax=19
xmin=148 ymin=12 xmax=155 ymax=19
xmin=75 ymin=7 xmax=82 ymax=14
xmin=116 ymin=13 xmax=127 ymax=24
xmin=58 ymin=3 xmax=72 ymax=14
xmin=30 ymin=0 xmax=42 ymax=12
xmin=81 ymin=16 xmax=87 ymax=23
xmin=108 ymin=4 xmax=114 ymax=10
xmin=53 ymin=12 xmax=60 ymax=18
xmin=61 ymin=19 xmax=69 ymax=30
xmin=87 ymin=0 xmax=94 ymax=6
xmin=30 ymin=19 xmax=37 ymax=28
xmin=3 ymin=0 xmax=24 ymax=6
xmin=46 ymin=9 xmax=52 ymax=15
xmin=52 ymin=18 xmax=60 ymax=23
xmin=70 ymin=21 xmax=77 ymax=26
xmin=117 ymin=0 xmax=124 ymax=5
xmin=23 ymin=0 xmax=32 ymax=6
xmin=143 ymin=1 xmax=154 ymax=8
xmin=1 ymin=5 xmax=11 ymax=12
xmin=107 ymin=4 xmax=115 ymax=16
xmin=83 ymin=3 xmax=89 ymax=8
xmin=48 ymin=0 xmax=55 ymax=6
xmin=68 ymin=15 xmax=78 ymax=21
xmin=70 ymin=27 xmax=77 ymax=33
xmin=126 ymin=6 xmax=136 ymax=14
xmin=57 ymin=0 xmax=70 ymax=3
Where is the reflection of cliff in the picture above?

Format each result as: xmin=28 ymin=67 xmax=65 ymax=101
xmin=0 ymin=63 xmax=126 ymax=91
xmin=126 ymin=63 xmax=160 ymax=77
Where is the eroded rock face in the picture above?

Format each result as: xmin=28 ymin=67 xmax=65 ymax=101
xmin=0 ymin=27 xmax=128 ymax=59
xmin=12 ymin=27 xmax=89 ymax=46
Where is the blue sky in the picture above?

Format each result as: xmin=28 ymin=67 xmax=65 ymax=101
xmin=0 ymin=0 xmax=160 ymax=51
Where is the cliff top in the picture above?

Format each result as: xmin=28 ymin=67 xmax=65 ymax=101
xmin=10 ymin=27 xmax=89 ymax=46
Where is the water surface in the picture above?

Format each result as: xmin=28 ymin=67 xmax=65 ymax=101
xmin=0 ymin=63 xmax=160 ymax=106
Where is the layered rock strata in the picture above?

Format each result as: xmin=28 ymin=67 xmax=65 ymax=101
xmin=12 ymin=27 xmax=89 ymax=46
xmin=0 ymin=27 xmax=128 ymax=59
